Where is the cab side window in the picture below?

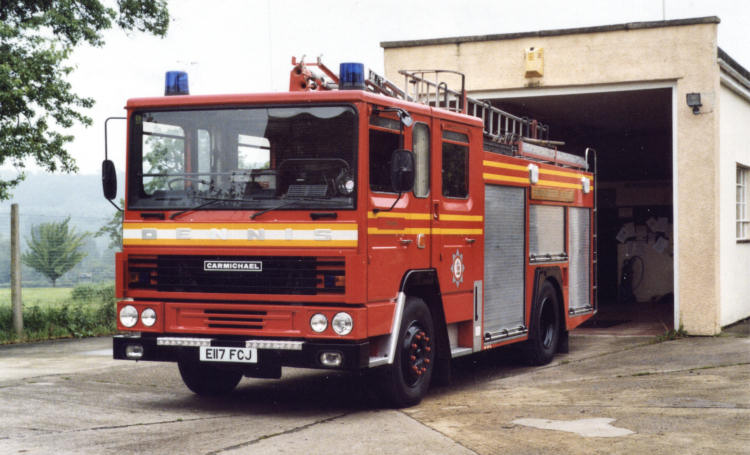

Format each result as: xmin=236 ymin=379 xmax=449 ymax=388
xmin=369 ymin=117 xmax=401 ymax=193
xmin=442 ymin=131 xmax=469 ymax=198
xmin=413 ymin=123 xmax=430 ymax=198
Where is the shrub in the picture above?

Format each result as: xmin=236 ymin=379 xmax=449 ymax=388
xmin=0 ymin=305 xmax=11 ymax=336
xmin=71 ymin=283 xmax=115 ymax=303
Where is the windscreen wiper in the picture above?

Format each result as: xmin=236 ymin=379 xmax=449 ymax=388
xmin=250 ymin=198 xmax=338 ymax=220
xmin=170 ymin=196 xmax=340 ymax=221
xmin=171 ymin=194 xmax=286 ymax=220
xmin=169 ymin=198 xmax=225 ymax=220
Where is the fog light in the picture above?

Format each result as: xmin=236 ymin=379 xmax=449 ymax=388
xmin=119 ymin=305 xmax=138 ymax=328
xmin=310 ymin=313 xmax=328 ymax=333
xmin=319 ymin=351 xmax=343 ymax=367
xmin=125 ymin=344 xmax=144 ymax=359
xmin=331 ymin=312 xmax=353 ymax=336
xmin=141 ymin=308 xmax=157 ymax=327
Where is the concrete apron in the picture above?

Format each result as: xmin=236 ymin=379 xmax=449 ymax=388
xmin=0 ymin=326 xmax=748 ymax=454
xmin=405 ymin=332 xmax=750 ymax=455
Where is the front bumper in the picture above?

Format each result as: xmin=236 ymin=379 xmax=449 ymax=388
xmin=113 ymin=334 xmax=370 ymax=371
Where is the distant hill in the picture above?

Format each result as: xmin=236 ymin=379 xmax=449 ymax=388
xmin=0 ymin=171 xmax=125 ymax=286
xmin=0 ymin=172 xmax=124 ymax=238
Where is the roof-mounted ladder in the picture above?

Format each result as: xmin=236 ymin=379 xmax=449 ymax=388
xmin=365 ymin=68 xmax=589 ymax=170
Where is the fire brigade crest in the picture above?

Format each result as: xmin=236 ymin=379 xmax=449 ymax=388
xmin=450 ymin=249 xmax=464 ymax=287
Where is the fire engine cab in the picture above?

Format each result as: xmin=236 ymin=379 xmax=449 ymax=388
xmin=102 ymin=57 xmax=596 ymax=407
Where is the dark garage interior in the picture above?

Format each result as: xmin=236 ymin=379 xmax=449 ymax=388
xmin=492 ymin=88 xmax=674 ymax=334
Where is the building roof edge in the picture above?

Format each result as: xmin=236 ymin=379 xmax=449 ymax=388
xmin=380 ymin=16 xmax=720 ymax=49
xmin=718 ymin=47 xmax=750 ymax=85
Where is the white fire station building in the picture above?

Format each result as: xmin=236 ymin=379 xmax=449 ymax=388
xmin=382 ymin=17 xmax=750 ymax=335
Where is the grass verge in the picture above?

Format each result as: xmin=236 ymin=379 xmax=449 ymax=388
xmin=0 ymin=287 xmax=73 ymax=308
xmin=0 ymin=283 xmax=116 ymax=344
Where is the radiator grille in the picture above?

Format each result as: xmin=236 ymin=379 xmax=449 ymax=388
xmin=128 ymin=255 xmax=345 ymax=295
xmin=204 ymin=309 xmax=265 ymax=329
xmin=169 ymin=304 xmax=295 ymax=334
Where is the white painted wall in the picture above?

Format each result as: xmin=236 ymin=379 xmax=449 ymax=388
xmin=719 ymin=81 xmax=750 ymax=326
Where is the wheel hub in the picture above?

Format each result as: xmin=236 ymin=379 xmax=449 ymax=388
xmin=540 ymin=298 xmax=556 ymax=349
xmin=402 ymin=323 xmax=432 ymax=386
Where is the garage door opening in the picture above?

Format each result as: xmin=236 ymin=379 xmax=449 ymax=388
xmin=489 ymin=87 xmax=674 ymax=334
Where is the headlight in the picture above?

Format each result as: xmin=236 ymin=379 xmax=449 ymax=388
xmin=336 ymin=170 xmax=355 ymax=196
xmin=338 ymin=178 xmax=355 ymax=195
xmin=310 ymin=313 xmax=328 ymax=333
xmin=119 ymin=305 xmax=138 ymax=328
xmin=331 ymin=312 xmax=353 ymax=336
xmin=141 ymin=308 xmax=157 ymax=327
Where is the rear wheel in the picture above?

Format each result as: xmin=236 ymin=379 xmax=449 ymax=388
xmin=525 ymin=281 xmax=561 ymax=366
xmin=177 ymin=358 xmax=242 ymax=396
xmin=381 ymin=297 xmax=435 ymax=408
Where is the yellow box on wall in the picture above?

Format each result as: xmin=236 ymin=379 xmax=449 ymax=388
xmin=525 ymin=47 xmax=544 ymax=78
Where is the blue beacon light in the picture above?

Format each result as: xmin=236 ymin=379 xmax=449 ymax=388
xmin=165 ymin=71 xmax=189 ymax=96
xmin=339 ymin=62 xmax=365 ymax=90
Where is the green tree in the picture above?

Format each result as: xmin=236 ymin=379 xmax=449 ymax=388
xmin=0 ymin=0 xmax=169 ymax=200
xmin=143 ymin=135 xmax=185 ymax=193
xmin=0 ymin=235 xmax=9 ymax=285
xmin=96 ymin=199 xmax=124 ymax=250
xmin=22 ymin=217 xmax=89 ymax=287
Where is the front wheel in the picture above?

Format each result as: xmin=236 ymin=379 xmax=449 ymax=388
xmin=525 ymin=281 xmax=561 ymax=366
xmin=177 ymin=358 xmax=242 ymax=396
xmin=381 ymin=297 xmax=435 ymax=408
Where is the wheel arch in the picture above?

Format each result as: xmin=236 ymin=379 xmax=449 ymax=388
xmin=399 ymin=269 xmax=451 ymax=368
xmin=532 ymin=266 xmax=569 ymax=353
xmin=532 ymin=266 xmax=565 ymax=327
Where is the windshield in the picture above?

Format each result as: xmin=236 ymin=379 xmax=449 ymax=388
xmin=127 ymin=105 xmax=357 ymax=211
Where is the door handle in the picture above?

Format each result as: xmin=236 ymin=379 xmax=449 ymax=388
xmin=400 ymin=239 xmax=413 ymax=246
xmin=465 ymin=238 xmax=476 ymax=244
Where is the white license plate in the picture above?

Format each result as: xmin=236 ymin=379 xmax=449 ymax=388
xmin=199 ymin=346 xmax=257 ymax=364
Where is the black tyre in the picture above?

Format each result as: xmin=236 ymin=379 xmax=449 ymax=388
xmin=177 ymin=359 xmax=242 ymax=396
xmin=382 ymin=297 xmax=435 ymax=408
xmin=525 ymin=281 xmax=561 ymax=366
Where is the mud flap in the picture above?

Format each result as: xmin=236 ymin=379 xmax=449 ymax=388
xmin=557 ymin=330 xmax=569 ymax=354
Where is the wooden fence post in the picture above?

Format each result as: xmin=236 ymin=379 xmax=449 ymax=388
xmin=11 ymin=203 xmax=22 ymax=336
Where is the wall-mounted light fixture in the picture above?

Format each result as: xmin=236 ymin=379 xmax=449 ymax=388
xmin=686 ymin=92 xmax=702 ymax=115
xmin=524 ymin=47 xmax=544 ymax=78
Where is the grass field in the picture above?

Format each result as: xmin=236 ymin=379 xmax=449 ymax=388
xmin=0 ymin=287 xmax=73 ymax=308
xmin=0 ymin=283 xmax=116 ymax=343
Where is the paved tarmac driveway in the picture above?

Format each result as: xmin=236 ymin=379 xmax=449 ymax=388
xmin=0 ymin=331 xmax=748 ymax=454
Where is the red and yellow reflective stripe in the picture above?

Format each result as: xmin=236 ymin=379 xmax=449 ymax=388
xmin=367 ymin=212 xmax=483 ymax=235
xmin=122 ymin=222 xmax=358 ymax=247
xmin=483 ymin=160 xmax=593 ymax=190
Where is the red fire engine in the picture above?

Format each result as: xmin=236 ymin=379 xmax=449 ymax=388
xmin=102 ymin=57 xmax=596 ymax=407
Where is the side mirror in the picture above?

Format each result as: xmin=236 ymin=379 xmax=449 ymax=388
xmin=397 ymin=110 xmax=413 ymax=128
xmin=102 ymin=159 xmax=117 ymax=200
xmin=390 ymin=149 xmax=415 ymax=193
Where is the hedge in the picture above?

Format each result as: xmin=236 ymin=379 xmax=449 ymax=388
xmin=0 ymin=283 xmax=117 ymax=343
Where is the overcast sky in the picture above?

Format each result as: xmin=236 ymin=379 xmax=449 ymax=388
xmin=50 ymin=0 xmax=750 ymax=174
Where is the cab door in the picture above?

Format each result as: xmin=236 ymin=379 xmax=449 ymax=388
xmin=430 ymin=122 xmax=484 ymax=324
xmin=366 ymin=111 xmax=432 ymax=302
